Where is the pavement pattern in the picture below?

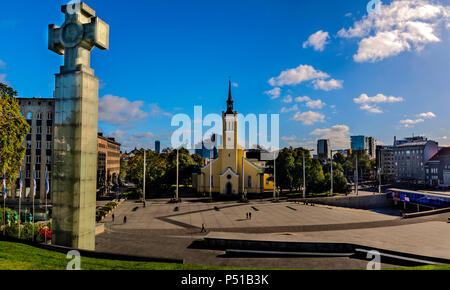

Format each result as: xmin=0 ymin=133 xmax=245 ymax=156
xmin=95 ymin=198 xmax=450 ymax=269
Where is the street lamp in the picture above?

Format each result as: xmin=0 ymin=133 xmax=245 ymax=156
xmin=143 ymin=149 xmax=146 ymax=202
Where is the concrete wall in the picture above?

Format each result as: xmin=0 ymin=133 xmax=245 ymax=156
xmin=310 ymin=194 xmax=394 ymax=210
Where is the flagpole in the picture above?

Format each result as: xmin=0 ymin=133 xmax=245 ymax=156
xmin=32 ymin=167 xmax=35 ymax=242
xmin=45 ymin=166 xmax=48 ymax=245
xmin=18 ymin=167 xmax=22 ymax=239
xmin=3 ymin=166 xmax=6 ymax=236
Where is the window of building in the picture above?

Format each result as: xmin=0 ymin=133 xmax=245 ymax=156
xmin=247 ymin=176 xmax=252 ymax=188
xmin=47 ymin=112 xmax=52 ymax=120
xmin=36 ymin=170 xmax=41 ymax=179
xmin=36 ymin=155 xmax=41 ymax=164
xmin=26 ymin=155 xmax=31 ymax=164
xmin=37 ymin=112 xmax=42 ymax=120
xmin=46 ymin=156 xmax=51 ymax=164
xmin=36 ymin=141 xmax=41 ymax=149
xmin=46 ymin=126 xmax=52 ymax=135
xmin=36 ymin=126 xmax=42 ymax=134
xmin=26 ymin=141 xmax=32 ymax=149
xmin=47 ymin=142 xmax=52 ymax=150
xmin=26 ymin=170 xmax=30 ymax=179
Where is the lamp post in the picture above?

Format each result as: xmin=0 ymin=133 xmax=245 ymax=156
xmin=176 ymin=147 xmax=179 ymax=201
xmin=143 ymin=149 xmax=146 ymax=202
xmin=273 ymin=151 xmax=277 ymax=202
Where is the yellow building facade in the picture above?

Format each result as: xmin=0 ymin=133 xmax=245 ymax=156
xmin=193 ymin=82 xmax=274 ymax=196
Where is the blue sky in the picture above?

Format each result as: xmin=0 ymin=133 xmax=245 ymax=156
xmin=1 ymin=0 xmax=450 ymax=152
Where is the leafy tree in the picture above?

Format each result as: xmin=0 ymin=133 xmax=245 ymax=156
xmin=0 ymin=83 xmax=30 ymax=190
xmin=325 ymin=169 xmax=349 ymax=194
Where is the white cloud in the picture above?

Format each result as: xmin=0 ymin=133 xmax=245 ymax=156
xmin=99 ymin=95 xmax=148 ymax=127
xmin=282 ymin=95 xmax=293 ymax=103
xmin=281 ymin=104 xmax=298 ymax=113
xmin=295 ymin=96 xmax=311 ymax=102
xmin=354 ymin=93 xmax=404 ymax=104
xmin=302 ymin=30 xmax=330 ymax=51
xmin=400 ymin=118 xmax=425 ymax=127
xmin=354 ymin=93 xmax=404 ymax=114
xmin=0 ymin=74 xmax=7 ymax=84
xmin=306 ymin=99 xmax=326 ymax=109
xmin=232 ymin=82 xmax=239 ymax=87
xmin=313 ymin=79 xmax=343 ymax=91
xmin=310 ymin=124 xmax=351 ymax=149
xmin=360 ymin=104 xmax=383 ymax=114
xmin=418 ymin=111 xmax=436 ymax=118
xmin=268 ymin=64 xmax=343 ymax=91
xmin=292 ymin=111 xmax=325 ymax=125
xmin=338 ymin=0 xmax=450 ymax=63
xmin=268 ymin=65 xmax=329 ymax=87
xmin=149 ymin=103 xmax=173 ymax=117
xmin=264 ymin=87 xmax=281 ymax=99
xmin=282 ymin=135 xmax=297 ymax=141
xmin=399 ymin=111 xmax=436 ymax=127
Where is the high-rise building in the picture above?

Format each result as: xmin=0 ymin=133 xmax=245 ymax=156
xmin=376 ymin=145 xmax=394 ymax=182
xmin=351 ymin=135 xmax=376 ymax=159
xmin=317 ymin=139 xmax=331 ymax=160
xmin=155 ymin=140 xmax=161 ymax=153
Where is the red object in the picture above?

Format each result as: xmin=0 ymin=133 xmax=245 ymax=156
xmin=40 ymin=228 xmax=52 ymax=240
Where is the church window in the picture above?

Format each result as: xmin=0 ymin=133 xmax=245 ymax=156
xmin=227 ymin=174 xmax=232 ymax=180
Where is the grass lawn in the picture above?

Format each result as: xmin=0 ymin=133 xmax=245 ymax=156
xmin=1 ymin=241 xmax=448 ymax=270
xmin=0 ymin=241 xmax=258 ymax=270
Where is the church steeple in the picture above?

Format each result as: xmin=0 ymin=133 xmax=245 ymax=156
xmin=226 ymin=79 xmax=234 ymax=114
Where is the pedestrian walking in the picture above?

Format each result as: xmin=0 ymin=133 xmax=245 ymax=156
xmin=246 ymin=212 xmax=249 ymax=219
xmin=200 ymin=223 xmax=207 ymax=233
xmin=112 ymin=213 xmax=115 ymax=222
xmin=249 ymin=212 xmax=252 ymax=220
xmin=123 ymin=216 xmax=127 ymax=224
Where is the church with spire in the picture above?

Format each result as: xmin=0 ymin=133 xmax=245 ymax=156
xmin=193 ymin=81 xmax=274 ymax=196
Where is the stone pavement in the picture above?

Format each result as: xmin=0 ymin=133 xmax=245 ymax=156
xmin=206 ymin=220 xmax=450 ymax=260
xmin=104 ymin=199 xmax=398 ymax=232
xmin=95 ymin=199 xmax=450 ymax=269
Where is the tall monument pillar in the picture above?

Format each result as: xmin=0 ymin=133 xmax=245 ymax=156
xmin=48 ymin=2 xmax=109 ymax=250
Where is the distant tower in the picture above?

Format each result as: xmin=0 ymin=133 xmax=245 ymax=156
xmin=155 ymin=140 xmax=161 ymax=153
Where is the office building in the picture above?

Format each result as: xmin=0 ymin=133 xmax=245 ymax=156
xmin=351 ymin=135 xmax=376 ymax=159
xmin=155 ymin=140 xmax=161 ymax=153
xmin=425 ymin=147 xmax=450 ymax=188
xmin=393 ymin=136 xmax=439 ymax=184
xmin=317 ymin=139 xmax=331 ymax=160
xmin=376 ymin=145 xmax=394 ymax=182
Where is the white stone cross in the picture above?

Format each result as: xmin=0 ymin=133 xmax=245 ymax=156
xmin=48 ymin=2 xmax=109 ymax=72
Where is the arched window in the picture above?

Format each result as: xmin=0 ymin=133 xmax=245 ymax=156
xmin=26 ymin=112 xmax=32 ymax=120
xmin=247 ymin=176 xmax=252 ymax=188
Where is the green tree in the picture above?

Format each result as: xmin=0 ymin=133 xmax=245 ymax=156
xmin=0 ymin=83 xmax=30 ymax=189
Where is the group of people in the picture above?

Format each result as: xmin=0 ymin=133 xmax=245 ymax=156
xmin=246 ymin=212 xmax=252 ymax=220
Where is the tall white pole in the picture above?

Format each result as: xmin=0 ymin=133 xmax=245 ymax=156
xmin=18 ymin=182 xmax=21 ymax=239
xmin=355 ymin=154 xmax=359 ymax=195
xmin=273 ymin=152 xmax=277 ymax=201
xmin=242 ymin=153 xmax=244 ymax=193
xmin=209 ymin=150 xmax=212 ymax=201
xmin=330 ymin=150 xmax=333 ymax=196
xmin=378 ymin=153 xmax=381 ymax=194
xmin=32 ymin=170 xmax=35 ymax=242
xmin=45 ymin=166 xmax=48 ymax=244
xmin=303 ymin=151 xmax=306 ymax=199
xmin=143 ymin=150 xmax=146 ymax=201
xmin=176 ymin=148 xmax=179 ymax=200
